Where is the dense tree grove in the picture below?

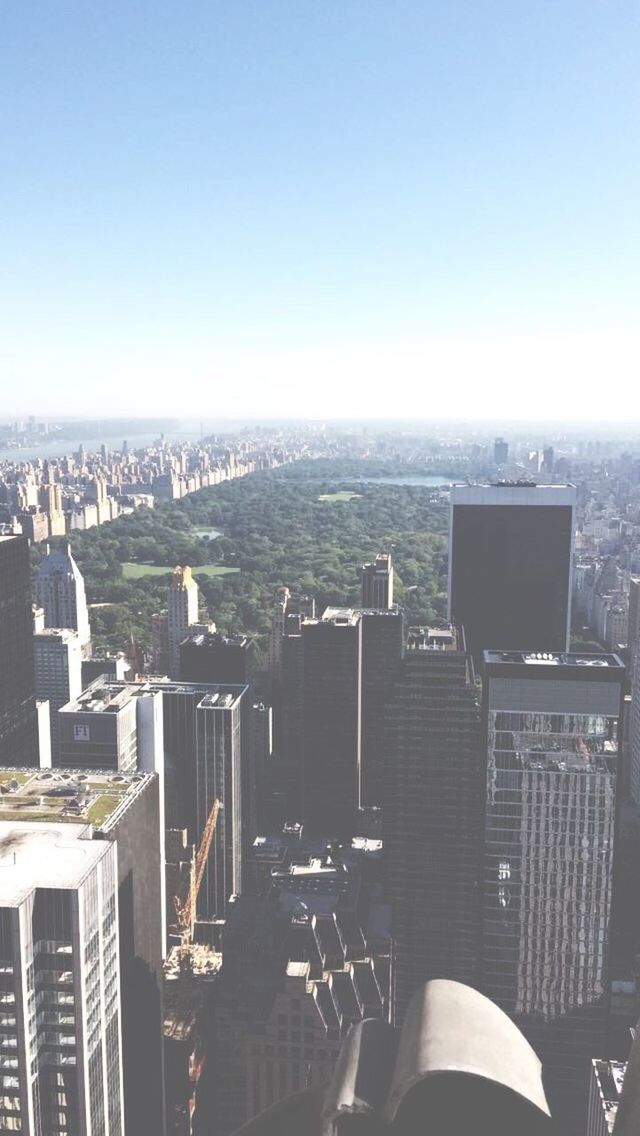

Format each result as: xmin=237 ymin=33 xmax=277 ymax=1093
xmin=33 ymin=461 xmax=449 ymax=670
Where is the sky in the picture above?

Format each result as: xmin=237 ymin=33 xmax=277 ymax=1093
xmin=1 ymin=1 xmax=639 ymax=420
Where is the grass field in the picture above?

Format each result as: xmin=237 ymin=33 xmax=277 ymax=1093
xmin=121 ymin=562 xmax=239 ymax=579
xmin=318 ymin=491 xmax=362 ymax=503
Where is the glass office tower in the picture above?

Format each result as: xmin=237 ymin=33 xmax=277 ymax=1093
xmin=482 ymin=650 xmax=624 ymax=1134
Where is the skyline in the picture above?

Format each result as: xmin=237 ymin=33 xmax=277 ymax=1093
xmin=2 ymin=1 xmax=639 ymax=418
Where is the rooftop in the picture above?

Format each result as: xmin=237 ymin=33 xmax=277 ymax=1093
xmin=0 ymin=821 xmax=111 ymax=905
xmin=60 ymin=683 xmax=138 ymax=715
xmin=451 ymin=483 xmax=575 ymax=507
xmin=484 ymin=649 xmax=625 ymax=669
xmin=322 ymin=607 xmax=361 ymax=626
xmin=407 ymin=625 xmax=460 ymax=652
xmin=183 ymin=630 xmax=249 ymax=649
xmin=0 ymin=768 xmax=154 ymax=831
xmin=62 ymin=676 xmax=248 ymax=712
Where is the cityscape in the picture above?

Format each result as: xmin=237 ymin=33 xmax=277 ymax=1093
xmin=3 ymin=2 xmax=639 ymax=1134
xmin=0 ymin=420 xmax=639 ymax=1134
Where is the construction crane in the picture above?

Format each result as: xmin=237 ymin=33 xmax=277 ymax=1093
xmin=173 ymin=798 xmax=222 ymax=948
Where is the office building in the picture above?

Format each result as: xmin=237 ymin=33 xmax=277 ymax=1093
xmin=359 ymin=607 xmax=404 ymax=807
xmin=268 ymin=588 xmax=315 ymax=684
xmin=449 ymin=483 xmax=575 ymax=664
xmin=494 ymin=437 xmax=509 ymax=465
xmin=0 ymin=768 xmax=166 ymax=1136
xmin=34 ymin=628 xmax=82 ymax=762
xmin=81 ymin=652 xmax=131 ymax=689
xmin=629 ymin=641 xmax=640 ymax=807
xmin=58 ymin=683 xmax=140 ymax=772
xmin=151 ymin=610 xmax=170 ymax=675
xmin=0 ymin=822 xmax=123 ymax=1135
xmin=361 ymin=552 xmax=394 ymax=609
xmin=0 ymin=534 xmax=38 ymax=766
xmin=383 ymin=626 xmax=483 ymax=1023
xmin=273 ymin=613 xmax=305 ymax=820
xmin=168 ymin=566 xmax=199 ymax=678
xmin=195 ymin=687 xmax=251 ymax=918
xmin=65 ymin=677 xmax=251 ymax=921
xmin=179 ymin=630 xmax=251 ymax=685
xmin=628 ymin=577 xmax=640 ymax=656
xmin=587 ymin=1060 xmax=626 ymax=1136
xmin=481 ymin=649 xmax=624 ymax=1133
xmin=301 ymin=609 xmax=361 ymax=835
xmin=36 ymin=542 xmax=91 ymax=656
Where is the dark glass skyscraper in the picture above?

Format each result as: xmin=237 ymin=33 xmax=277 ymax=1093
xmin=449 ymin=484 xmax=575 ymax=665
xmin=179 ymin=630 xmax=251 ymax=685
xmin=0 ymin=534 xmax=38 ymax=765
xmin=301 ymin=609 xmax=361 ymax=835
xmin=481 ymin=649 xmax=624 ymax=1134
xmin=383 ymin=626 xmax=483 ymax=1023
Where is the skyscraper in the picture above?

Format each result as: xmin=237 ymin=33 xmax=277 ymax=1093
xmin=481 ymin=649 xmax=624 ymax=1133
xmin=361 ymin=552 xmax=394 ymax=609
xmin=359 ymin=607 xmax=404 ymax=807
xmin=449 ymin=483 xmax=575 ymax=665
xmin=0 ymin=534 xmax=38 ymax=766
xmin=0 ymin=822 xmax=123 ymax=1135
xmin=383 ymin=626 xmax=483 ymax=1023
xmin=36 ymin=542 xmax=91 ymax=656
xmin=33 ymin=628 xmax=82 ymax=762
xmin=167 ymin=566 xmax=199 ymax=678
xmin=494 ymin=437 xmax=509 ymax=465
xmin=301 ymin=609 xmax=361 ymax=835
xmin=180 ymin=629 xmax=251 ymax=685
xmin=0 ymin=768 xmax=166 ymax=1136
xmin=195 ymin=687 xmax=250 ymax=918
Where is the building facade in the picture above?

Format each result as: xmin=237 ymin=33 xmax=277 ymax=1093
xmin=481 ymin=650 xmax=624 ymax=1133
xmin=33 ymin=629 xmax=82 ymax=763
xmin=0 ymin=822 xmax=123 ymax=1136
xmin=361 ymin=552 xmax=394 ymax=609
xmin=0 ymin=535 xmax=38 ymax=766
xmin=449 ymin=484 xmax=575 ymax=665
xmin=383 ymin=626 xmax=483 ymax=1023
xmin=301 ymin=610 xmax=362 ymax=836
xmin=179 ymin=630 xmax=251 ymax=685
xmin=167 ymin=567 xmax=199 ymax=679
xmin=35 ymin=543 xmax=91 ymax=656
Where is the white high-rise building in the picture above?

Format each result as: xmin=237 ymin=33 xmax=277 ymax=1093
xmin=167 ymin=566 xmax=199 ymax=678
xmin=34 ymin=628 xmax=82 ymax=762
xmin=36 ymin=543 xmax=91 ymax=656
xmin=0 ymin=822 xmax=124 ymax=1135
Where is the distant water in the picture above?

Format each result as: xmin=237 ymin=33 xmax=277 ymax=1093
xmin=0 ymin=429 xmax=201 ymax=463
xmin=351 ymin=475 xmax=453 ymax=487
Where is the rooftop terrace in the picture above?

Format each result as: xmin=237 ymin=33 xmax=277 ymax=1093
xmin=0 ymin=768 xmax=154 ymax=831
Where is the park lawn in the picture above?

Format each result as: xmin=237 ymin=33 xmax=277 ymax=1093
xmin=318 ymin=491 xmax=362 ymax=503
xmin=121 ymin=561 xmax=239 ymax=579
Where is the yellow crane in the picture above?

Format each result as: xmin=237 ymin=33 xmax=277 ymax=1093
xmin=173 ymin=798 xmax=222 ymax=948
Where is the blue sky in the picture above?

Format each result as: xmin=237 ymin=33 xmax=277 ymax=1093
xmin=1 ymin=1 xmax=639 ymax=419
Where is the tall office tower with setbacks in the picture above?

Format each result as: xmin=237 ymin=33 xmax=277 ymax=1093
xmin=36 ymin=541 xmax=92 ymax=657
xmin=167 ymin=565 xmax=199 ymax=679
